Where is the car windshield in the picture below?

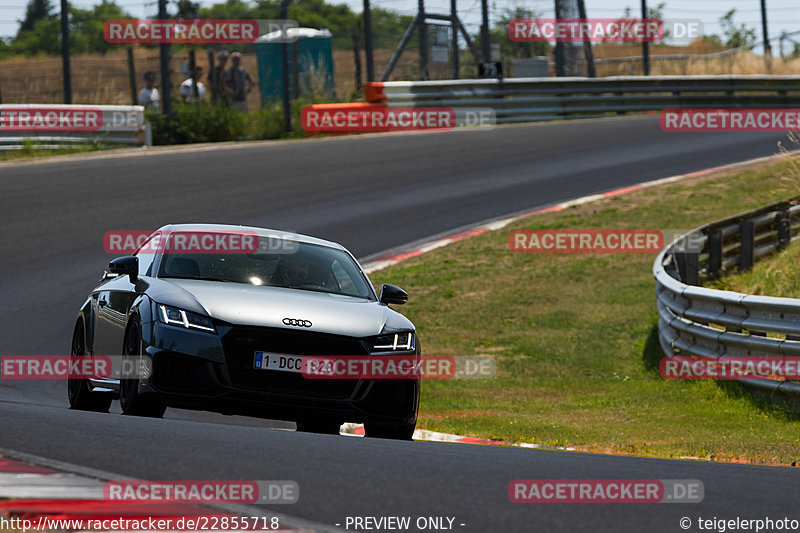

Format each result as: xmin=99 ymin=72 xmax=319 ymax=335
xmin=157 ymin=234 xmax=374 ymax=300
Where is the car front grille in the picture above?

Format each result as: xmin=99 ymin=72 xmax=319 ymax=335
xmin=221 ymin=326 xmax=369 ymax=399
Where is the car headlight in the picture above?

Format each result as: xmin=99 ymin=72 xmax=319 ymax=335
xmin=372 ymin=331 xmax=415 ymax=352
xmin=158 ymin=304 xmax=216 ymax=333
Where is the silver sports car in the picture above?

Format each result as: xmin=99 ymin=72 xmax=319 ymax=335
xmin=68 ymin=224 xmax=419 ymax=440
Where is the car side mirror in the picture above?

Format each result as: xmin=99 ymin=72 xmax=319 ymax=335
xmin=109 ymin=256 xmax=138 ymax=283
xmin=379 ymin=284 xmax=408 ymax=305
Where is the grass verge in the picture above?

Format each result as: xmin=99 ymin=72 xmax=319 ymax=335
xmin=371 ymin=154 xmax=800 ymax=463
xmin=0 ymin=141 xmax=101 ymax=162
xmin=710 ymin=237 xmax=800 ymax=298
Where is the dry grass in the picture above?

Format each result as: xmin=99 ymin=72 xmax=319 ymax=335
xmin=597 ymin=49 xmax=800 ymax=77
xmin=0 ymin=48 xmax=264 ymax=108
xmin=4 ymin=42 xmax=794 ymax=108
xmin=0 ymin=45 xmax=433 ymax=107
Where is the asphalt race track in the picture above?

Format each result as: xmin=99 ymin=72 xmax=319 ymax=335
xmin=0 ymin=116 xmax=798 ymax=531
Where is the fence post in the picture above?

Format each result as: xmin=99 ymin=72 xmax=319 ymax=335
xmin=640 ymin=0 xmax=649 ymax=75
xmin=127 ymin=48 xmax=138 ymax=105
xmin=60 ymin=0 xmax=72 ymax=104
xmin=158 ymin=0 xmax=172 ymax=132
xmin=708 ymin=229 xmax=722 ymax=278
xmin=450 ymin=0 xmax=459 ymax=79
xmin=352 ymin=27 xmax=363 ymax=95
xmin=280 ymin=0 xmax=293 ymax=132
xmin=363 ymin=0 xmax=375 ymax=82
xmin=675 ymin=251 xmax=699 ymax=285
xmin=418 ymin=0 xmax=429 ymax=80
xmin=776 ymin=208 xmax=791 ymax=250
xmin=293 ymin=40 xmax=300 ymax=99
xmin=189 ymin=49 xmax=198 ymax=100
xmin=739 ymin=219 xmax=755 ymax=271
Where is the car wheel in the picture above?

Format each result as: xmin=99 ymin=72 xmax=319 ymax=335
xmin=67 ymin=320 xmax=112 ymax=412
xmin=120 ymin=316 xmax=166 ymax=418
xmin=296 ymin=418 xmax=342 ymax=435
xmin=364 ymin=421 xmax=416 ymax=441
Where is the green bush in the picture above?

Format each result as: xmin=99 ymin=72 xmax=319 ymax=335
xmin=146 ymin=97 xmax=323 ymax=145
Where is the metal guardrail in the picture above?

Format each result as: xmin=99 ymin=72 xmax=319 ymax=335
xmin=364 ymin=75 xmax=800 ymax=124
xmin=654 ymin=195 xmax=800 ymax=400
xmin=0 ymin=104 xmax=151 ymax=151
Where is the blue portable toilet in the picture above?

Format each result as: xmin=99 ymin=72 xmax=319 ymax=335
xmin=256 ymin=27 xmax=336 ymax=104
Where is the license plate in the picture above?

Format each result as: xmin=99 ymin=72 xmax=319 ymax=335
xmin=254 ymin=351 xmax=304 ymax=373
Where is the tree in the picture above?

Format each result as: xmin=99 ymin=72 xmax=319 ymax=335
xmin=20 ymin=0 xmax=54 ymax=32
xmin=69 ymin=1 xmax=131 ymax=55
xmin=198 ymin=0 xmax=412 ymax=51
xmin=622 ymin=2 xmax=665 ymax=20
xmin=6 ymin=0 xmax=131 ymax=57
xmin=718 ymin=9 xmax=756 ymax=49
xmin=619 ymin=2 xmax=666 ymax=41
xmin=489 ymin=6 xmax=549 ymax=60
xmin=11 ymin=19 xmax=61 ymax=56
xmin=176 ymin=0 xmax=200 ymax=19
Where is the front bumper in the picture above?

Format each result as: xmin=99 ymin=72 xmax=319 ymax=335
xmin=141 ymin=321 xmax=420 ymax=425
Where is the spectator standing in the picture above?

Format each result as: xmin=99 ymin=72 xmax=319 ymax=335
xmin=138 ymin=71 xmax=160 ymax=111
xmin=224 ymin=52 xmax=255 ymax=111
xmin=208 ymin=49 xmax=230 ymax=104
xmin=180 ymin=67 xmax=207 ymax=102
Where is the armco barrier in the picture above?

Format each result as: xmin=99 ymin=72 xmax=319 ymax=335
xmin=654 ymin=195 xmax=800 ymax=403
xmin=0 ymin=104 xmax=151 ymax=150
xmin=364 ymin=75 xmax=800 ymax=124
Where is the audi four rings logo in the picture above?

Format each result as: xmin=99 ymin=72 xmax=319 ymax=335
xmin=283 ymin=318 xmax=312 ymax=327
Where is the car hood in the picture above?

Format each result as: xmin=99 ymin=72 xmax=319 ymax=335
xmin=158 ymin=279 xmax=414 ymax=337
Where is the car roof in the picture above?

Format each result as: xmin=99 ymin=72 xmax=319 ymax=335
xmin=155 ymin=223 xmax=347 ymax=252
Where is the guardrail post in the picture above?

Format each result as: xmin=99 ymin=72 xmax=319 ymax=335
xmin=675 ymin=251 xmax=699 ymax=286
xmin=708 ymin=229 xmax=722 ymax=278
xmin=740 ymin=219 xmax=755 ymax=271
xmin=776 ymin=209 xmax=791 ymax=250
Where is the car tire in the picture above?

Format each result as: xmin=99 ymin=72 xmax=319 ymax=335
xmin=364 ymin=421 xmax=416 ymax=441
xmin=67 ymin=320 xmax=112 ymax=412
xmin=120 ymin=316 xmax=166 ymax=418
xmin=295 ymin=418 xmax=342 ymax=435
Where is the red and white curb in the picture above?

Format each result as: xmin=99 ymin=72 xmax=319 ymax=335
xmin=361 ymin=152 xmax=788 ymax=275
xmin=0 ymin=458 xmax=103 ymax=500
xmin=0 ymin=453 xmax=339 ymax=532
xmin=340 ymin=423 xmax=540 ymax=448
